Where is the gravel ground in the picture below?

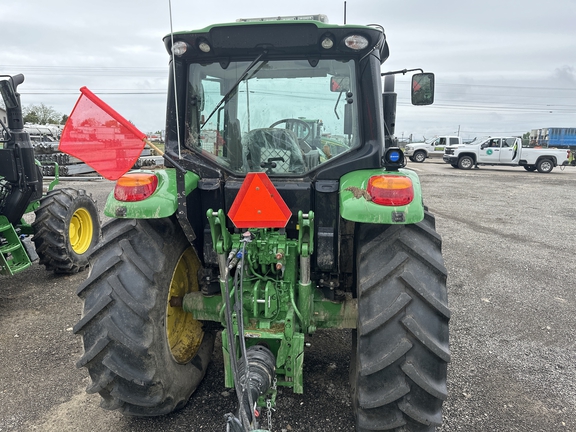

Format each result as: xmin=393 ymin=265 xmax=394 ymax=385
xmin=1 ymin=161 xmax=575 ymax=431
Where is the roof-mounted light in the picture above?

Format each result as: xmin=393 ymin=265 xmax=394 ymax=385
xmin=321 ymin=36 xmax=334 ymax=49
xmin=171 ymin=41 xmax=188 ymax=56
xmin=237 ymin=14 xmax=329 ymax=23
xmin=344 ymin=35 xmax=369 ymax=50
xmin=198 ymin=40 xmax=211 ymax=53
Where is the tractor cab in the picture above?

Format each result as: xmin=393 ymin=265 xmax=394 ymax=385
xmin=164 ymin=18 xmax=392 ymax=181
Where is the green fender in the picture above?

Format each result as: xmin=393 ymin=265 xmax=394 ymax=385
xmin=104 ymin=169 xmax=199 ymax=219
xmin=339 ymin=168 xmax=424 ymax=224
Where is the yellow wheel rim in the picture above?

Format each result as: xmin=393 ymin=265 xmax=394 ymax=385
xmin=69 ymin=208 xmax=94 ymax=254
xmin=166 ymin=247 xmax=204 ymax=364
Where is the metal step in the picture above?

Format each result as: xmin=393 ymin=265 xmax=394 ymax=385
xmin=0 ymin=215 xmax=32 ymax=276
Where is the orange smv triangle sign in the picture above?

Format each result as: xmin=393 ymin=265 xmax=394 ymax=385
xmin=228 ymin=172 xmax=292 ymax=229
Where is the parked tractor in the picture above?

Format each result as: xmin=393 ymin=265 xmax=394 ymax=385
xmin=0 ymin=74 xmax=100 ymax=276
xmin=73 ymin=16 xmax=449 ymax=432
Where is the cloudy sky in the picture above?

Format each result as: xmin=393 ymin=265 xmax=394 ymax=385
xmin=2 ymin=0 xmax=575 ymax=141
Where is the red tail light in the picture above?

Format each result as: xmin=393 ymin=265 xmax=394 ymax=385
xmin=367 ymin=175 xmax=414 ymax=206
xmin=114 ymin=173 xmax=159 ymax=202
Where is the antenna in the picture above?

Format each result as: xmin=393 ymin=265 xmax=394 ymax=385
xmin=344 ymin=1 xmax=347 ymax=24
xmin=168 ymin=0 xmax=182 ymax=159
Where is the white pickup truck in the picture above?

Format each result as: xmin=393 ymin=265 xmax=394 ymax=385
xmin=443 ymin=136 xmax=570 ymax=173
xmin=404 ymin=136 xmax=462 ymax=162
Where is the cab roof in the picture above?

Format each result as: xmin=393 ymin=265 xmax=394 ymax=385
xmin=163 ymin=19 xmax=388 ymax=63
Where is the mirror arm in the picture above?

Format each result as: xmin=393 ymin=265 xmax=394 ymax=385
xmin=381 ymin=68 xmax=423 ymax=77
xmin=333 ymin=91 xmax=343 ymax=120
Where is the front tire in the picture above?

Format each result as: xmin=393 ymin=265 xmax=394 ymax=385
xmin=523 ymin=165 xmax=537 ymax=172
xmin=457 ymin=155 xmax=474 ymax=170
xmin=413 ymin=151 xmax=426 ymax=163
xmin=73 ymin=218 xmax=215 ymax=416
xmin=352 ymin=211 xmax=450 ymax=431
xmin=32 ymin=188 xmax=100 ymax=273
xmin=536 ymin=159 xmax=553 ymax=173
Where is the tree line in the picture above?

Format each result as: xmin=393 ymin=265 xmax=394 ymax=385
xmin=0 ymin=99 xmax=67 ymax=125
xmin=22 ymin=103 xmax=68 ymax=125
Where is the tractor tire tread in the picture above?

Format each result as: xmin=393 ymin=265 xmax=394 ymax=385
xmin=74 ymin=217 xmax=214 ymax=416
xmin=32 ymin=188 xmax=100 ymax=273
xmin=353 ymin=210 xmax=450 ymax=431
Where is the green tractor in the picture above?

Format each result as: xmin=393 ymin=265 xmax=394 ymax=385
xmin=73 ymin=16 xmax=449 ymax=431
xmin=0 ymin=74 xmax=100 ymax=276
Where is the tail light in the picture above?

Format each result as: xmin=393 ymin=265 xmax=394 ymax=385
xmin=114 ymin=173 xmax=159 ymax=202
xmin=367 ymin=175 xmax=414 ymax=206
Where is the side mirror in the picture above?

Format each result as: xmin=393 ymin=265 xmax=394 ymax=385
xmin=330 ymin=76 xmax=350 ymax=92
xmin=411 ymin=73 xmax=435 ymax=105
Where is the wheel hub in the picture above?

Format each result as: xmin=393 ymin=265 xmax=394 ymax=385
xmin=166 ymin=247 xmax=204 ymax=364
xmin=69 ymin=208 xmax=94 ymax=254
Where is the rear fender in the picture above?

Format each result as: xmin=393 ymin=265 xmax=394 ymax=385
xmin=340 ymin=168 xmax=424 ymax=224
xmin=536 ymin=155 xmax=557 ymax=166
xmin=104 ymin=169 xmax=199 ymax=219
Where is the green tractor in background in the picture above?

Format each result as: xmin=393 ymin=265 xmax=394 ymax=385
xmin=280 ymin=117 xmax=350 ymax=162
xmin=73 ymin=16 xmax=449 ymax=432
xmin=0 ymin=74 xmax=100 ymax=276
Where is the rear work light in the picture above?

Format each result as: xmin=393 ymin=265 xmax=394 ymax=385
xmin=114 ymin=173 xmax=159 ymax=202
xmin=344 ymin=35 xmax=369 ymax=50
xmin=367 ymin=175 xmax=414 ymax=206
xmin=172 ymin=41 xmax=188 ymax=56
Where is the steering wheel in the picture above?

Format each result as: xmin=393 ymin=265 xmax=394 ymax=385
xmin=269 ymin=118 xmax=312 ymax=142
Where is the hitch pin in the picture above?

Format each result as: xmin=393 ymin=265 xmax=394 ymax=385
xmin=256 ymin=297 xmax=271 ymax=308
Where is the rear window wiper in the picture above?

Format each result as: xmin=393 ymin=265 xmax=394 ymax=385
xmin=201 ymin=51 xmax=267 ymax=129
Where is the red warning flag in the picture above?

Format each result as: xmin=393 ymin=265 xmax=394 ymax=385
xmin=59 ymin=87 xmax=146 ymax=180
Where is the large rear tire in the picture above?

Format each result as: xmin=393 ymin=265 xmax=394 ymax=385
xmin=352 ymin=210 xmax=450 ymax=431
xmin=32 ymin=188 xmax=100 ymax=273
xmin=73 ymin=217 xmax=215 ymax=416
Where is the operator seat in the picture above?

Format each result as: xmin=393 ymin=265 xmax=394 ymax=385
xmin=242 ymin=128 xmax=305 ymax=174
